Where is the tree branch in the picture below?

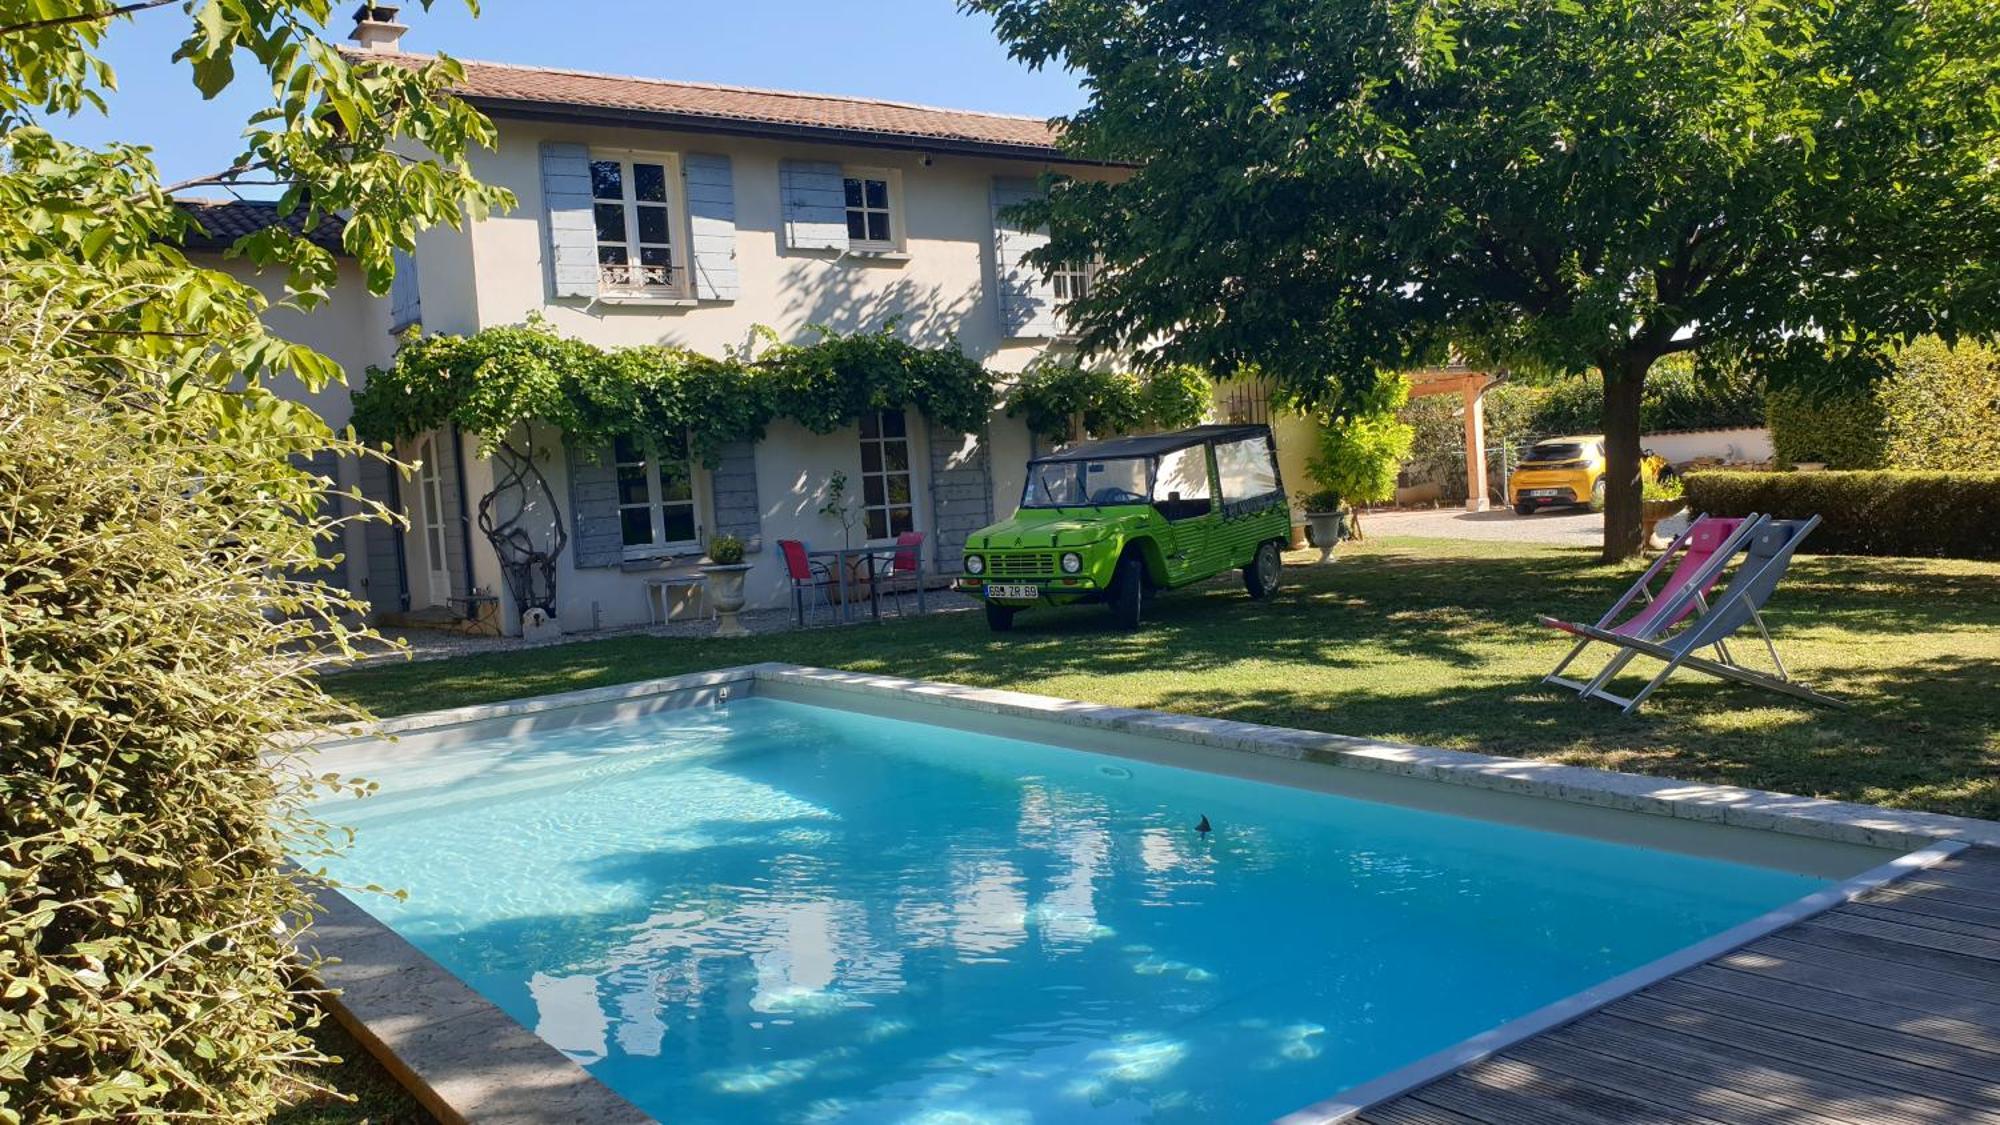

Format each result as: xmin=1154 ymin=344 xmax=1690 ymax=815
xmin=0 ymin=0 xmax=178 ymax=36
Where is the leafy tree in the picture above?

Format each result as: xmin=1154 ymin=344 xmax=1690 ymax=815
xmin=970 ymin=0 xmax=2000 ymax=558
xmin=0 ymin=1 xmax=507 ymax=1115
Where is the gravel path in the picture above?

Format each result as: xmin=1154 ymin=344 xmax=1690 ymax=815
xmin=1362 ymin=506 xmax=1605 ymax=546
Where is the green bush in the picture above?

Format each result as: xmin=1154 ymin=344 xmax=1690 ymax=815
xmin=1683 ymin=470 xmax=2000 ymax=558
xmin=1764 ymin=337 xmax=2000 ymax=471
xmin=1764 ymin=386 xmax=1888 ymax=469
xmin=0 ymin=287 xmax=375 ymax=1119
xmin=1878 ymin=337 xmax=2000 ymax=470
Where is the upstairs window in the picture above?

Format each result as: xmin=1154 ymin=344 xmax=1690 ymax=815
xmin=1051 ymin=261 xmax=1094 ymax=303
xmin=843 ymin=169 xmax=898 ymax=251
xmin=615 ymin=433 xmax=700 ymax=556
xmin=592 ymin=155 xmax=679 ymax=294
xmin=859 ymin=410 xmax=915 ymax=540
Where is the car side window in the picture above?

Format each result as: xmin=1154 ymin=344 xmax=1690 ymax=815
xmin=1152 ymin=445 xmax=1213 ymax=521
xmin=1215 ymin=437 xmax=1280 ymax=505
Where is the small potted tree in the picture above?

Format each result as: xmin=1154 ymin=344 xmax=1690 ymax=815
xmin=700 ymin=533 xmax=751 ymax=637
xmin=1304 ymin=401 xmax=1414 ymax=559
xmin=1298 ymin=489 xmax=1348 ymax=563
xmin=1640 ymin=475 xmax=1687 ymax=549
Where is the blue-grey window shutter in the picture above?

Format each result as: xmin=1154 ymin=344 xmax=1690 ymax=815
xmin=710 ymin=440 xmax=762 ymax=548
xmin=566 ymin=440 xmax=623 ymax=568
xmin=683 ymin=154 xmax=739 ymax=300
xmin=780 ymin=159 xmax=848 ymax=251
xmin=991 ymin=176 xmax=1059 ymax=338
xmin=388 ymin=248 xmax=422 ymax=332
xmin=541 ymin=141 xmax=599 ymax=299
xmin=926 ymin=421 xmax=993 ymax=574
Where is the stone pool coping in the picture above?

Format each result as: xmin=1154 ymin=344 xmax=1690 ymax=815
xmin=299 ymin=662 xmax=2000 ymax=1123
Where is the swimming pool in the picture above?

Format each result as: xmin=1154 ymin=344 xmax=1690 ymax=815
xmin=310 ymin=677 xmax=1874 ymax=1124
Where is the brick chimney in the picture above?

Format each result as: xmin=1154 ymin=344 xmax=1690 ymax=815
xmin=349 ymin=3 xmax=407 ymax=52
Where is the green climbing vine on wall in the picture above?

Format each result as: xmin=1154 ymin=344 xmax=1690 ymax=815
xmin=350 ymin=318 xmax=998 ymax=615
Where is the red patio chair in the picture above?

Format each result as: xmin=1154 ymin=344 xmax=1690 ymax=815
xmin=779 ymin=539 xmax=835 ymax=626
xmin=873 ymin=531 xmax=926 ymax=615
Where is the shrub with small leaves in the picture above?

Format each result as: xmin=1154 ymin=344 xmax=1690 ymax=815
xmin=1684 ymin=470 xmax=2000 ymax=558
xmin=706 ymin=534 xmax=747 ymax=565
xmin=0 ymin=282 xmax=377 ymax=1121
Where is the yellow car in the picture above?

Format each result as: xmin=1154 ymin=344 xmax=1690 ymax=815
xmin=1510 ymin=435 xmax=1608 ymax=514
xmin=1510 ymin=435 xmax=1667 ymax=514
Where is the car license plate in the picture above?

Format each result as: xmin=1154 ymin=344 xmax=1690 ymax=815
xmin=987 ymin=583 xmax=1040 ymax=600
xmin=1528 ymin=489 xmax=1561 ymax=497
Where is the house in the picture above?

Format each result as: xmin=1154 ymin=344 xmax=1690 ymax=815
xmin=193 ymin=6 xmax=1134 ymax=638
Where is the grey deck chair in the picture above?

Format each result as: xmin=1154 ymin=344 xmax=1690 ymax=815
xmin=1541 ymin=513 xmax=1766 ymax=697
xmin=1571 ymin=516 xmax=1841 ymax=713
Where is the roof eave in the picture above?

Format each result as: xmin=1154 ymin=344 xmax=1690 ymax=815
xmin=467 ymin=97 xmax=1124 ymax=167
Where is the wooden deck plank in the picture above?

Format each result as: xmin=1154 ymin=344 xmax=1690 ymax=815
xmin=1801 ymin=911 xmax=2000 ymax=961
xmin=1359 ymin=848 xmax=2000 ymax=1125
xmin=1848 ymin=900 xmax=2000 ymax=940
xmin=1679 ymin=963 xmax=2000 ymax=1052
xmin=1605 ymin=996 xmax=2000 ymax=1114
xmin=1546 ymin=1015 xmax=1976 ymax=1125
xmin=1859 ymin=882 xmax=2000 ymax=928
xmin=1890 ymin=876 xmax=2000 ymax=912
xmin=1780 ymin=919 xmax=2000 ymax=982
xmin=1643 ymin=976 xmax=2000 ymax=1073
xmin=1507 ymin=1036 xmax=1855 ymax=1125
xmin=1743 ymin=934 xmax=2000 ymax=1007
xmin=1355 ymin=1100 xmax=1489 ymax=1125
xmin=1408 ymin=1065 xmax=1689 ymax=1125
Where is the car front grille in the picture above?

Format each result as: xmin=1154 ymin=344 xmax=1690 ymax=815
xmin=986 ymin=552 xmax=1056 ymax=578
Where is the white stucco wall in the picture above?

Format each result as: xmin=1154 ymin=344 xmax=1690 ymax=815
xmin=1643 ymin=427 xmax=1773 ymax=466
xmin=202 ymin=253 xmax=399 ymax=608
xmin=414 ymin=120 xmax=1098 ymax=631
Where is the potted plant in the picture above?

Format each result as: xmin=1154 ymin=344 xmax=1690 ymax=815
xmin=1297 ymin=488 xmax=1348 ymax=563
xmin=700 ymin=534 xmax=752 ymax=637
xmin=817 ymin=471 xmax=869 ymax=603
xmin=1639 ymin=475 xmax=1687 ymax=548
xmin=1304 ymin=389 xmax=1415 ymax=559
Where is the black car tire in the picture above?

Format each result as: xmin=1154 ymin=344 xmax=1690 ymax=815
xmin=985 ymin=603 xmax=1017 ymax=632
xmin=1243 ymin=540 xmax=1281 ymax=599
xmin=1588 ymin=478 xmax=1607 ymax=512
xmin=1515 ymin=502 xmax=1535 ymax=516
xmin=1108 ymin=554 xmax=1145 ymax=631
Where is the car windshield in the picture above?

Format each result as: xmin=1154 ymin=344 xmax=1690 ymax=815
xmin=1022 ymin=457 xmax=1153 ymax=508
xmin=1525 ymin=441 xmax=1588 ymax=463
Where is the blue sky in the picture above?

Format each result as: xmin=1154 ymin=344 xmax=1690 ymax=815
xmin=52 ymin=1 xmax=1084 ymax=194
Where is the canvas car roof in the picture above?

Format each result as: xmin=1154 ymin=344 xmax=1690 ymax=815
xmin=1029 ymin=424 xmax=1272 ymax=463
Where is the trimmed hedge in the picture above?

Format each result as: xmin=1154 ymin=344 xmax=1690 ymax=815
xmin=1684 ymin=470 xmax=2000 ymax=558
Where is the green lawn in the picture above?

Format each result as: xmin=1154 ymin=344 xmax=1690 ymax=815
xmin=326 ymin=537 xmax=2000 ymax=821
xmin=273 ymin=1013 xmax=431 ymax=1124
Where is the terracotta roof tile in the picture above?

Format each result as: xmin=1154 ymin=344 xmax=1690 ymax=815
xmin=347 ymin=49 xmax=1072 ymax=160
xmin=175 ymin=199 xmax=349 ymax=255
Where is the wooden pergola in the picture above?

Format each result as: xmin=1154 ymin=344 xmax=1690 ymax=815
xmin=1407 ymin=364 xmax=1504 ymax=511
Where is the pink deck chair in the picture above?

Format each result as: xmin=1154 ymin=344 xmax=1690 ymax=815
xmin=1539 ymin=513 xmax=1765 ymax=695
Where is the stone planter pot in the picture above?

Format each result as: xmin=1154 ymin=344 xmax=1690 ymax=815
xmin=700 ymin=563 xmax=753 ymax=638
xmin=1640 ymin=498 xmax=1687 ymax=549
xmin=1304 ymin=510 xmax=1347 ymax=563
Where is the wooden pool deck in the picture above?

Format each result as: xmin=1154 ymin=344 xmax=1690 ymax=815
xmin=1356 ymin=847 xmax=2000 ymax=1125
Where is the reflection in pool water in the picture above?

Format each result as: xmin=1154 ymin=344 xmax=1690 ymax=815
xmin=317 ymin=698 xmax=1826 ymax=1123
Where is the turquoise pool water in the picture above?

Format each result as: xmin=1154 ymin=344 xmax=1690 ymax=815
xmin=318 ymin=698 xmax=1828 ymax=1123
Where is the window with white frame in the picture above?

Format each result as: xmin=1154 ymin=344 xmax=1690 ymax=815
xmin=1051 ymin=260 xmax=1095 ymax=303
xmin=843 ymin=169 xmax=897 ymax=250
xmin=592 ymin=155 xmax=679 ymax=293
xmin=614 ymin=433 xmax=700 ymax=556
xmin=858 ymin=410 xmax=915 ymax=540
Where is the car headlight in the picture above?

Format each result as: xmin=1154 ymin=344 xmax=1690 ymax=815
xmin=965 ymin=553 xmax=984 ymax=575
xmin=1061 ymin=552 xmax=1083 ymax=574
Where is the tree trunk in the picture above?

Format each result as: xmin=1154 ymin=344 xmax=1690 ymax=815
xmin=1598 ymin=355 xmax=1650 ymax=561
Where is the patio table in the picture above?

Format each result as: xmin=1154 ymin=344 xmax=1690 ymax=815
xmin=806 ymin=545 xmax=927 ymax=624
